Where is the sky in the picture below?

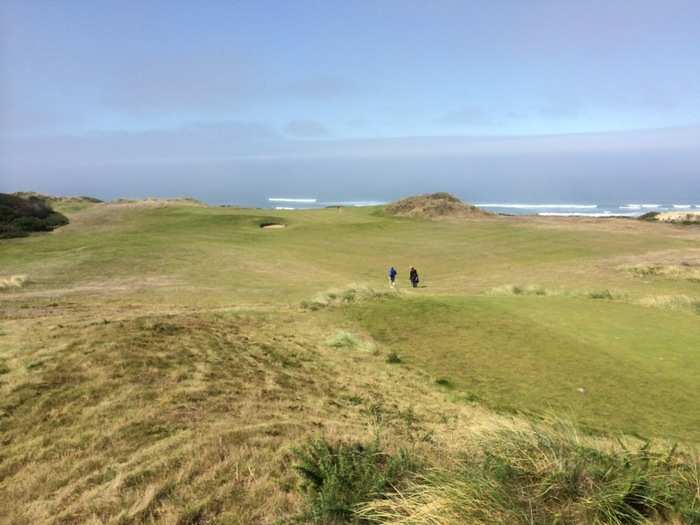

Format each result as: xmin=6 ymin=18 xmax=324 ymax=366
xmin=1 ymin=0 xmax=699 ymax=203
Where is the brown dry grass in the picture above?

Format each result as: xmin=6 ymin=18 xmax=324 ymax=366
xmin=619 ymin=261 xmax=700 ymax=282
xmin=0 ymin=308 xmax=513 ymax=524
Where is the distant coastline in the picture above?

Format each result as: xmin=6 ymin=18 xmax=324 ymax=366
xmin=262 ymin=197 xmax=700 ymax=217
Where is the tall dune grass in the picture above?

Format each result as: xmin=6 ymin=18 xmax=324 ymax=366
xmin=301 ymin=284 xmax=397 ymax=310
xmin=359 ymin=421 xmax=700 ymax=524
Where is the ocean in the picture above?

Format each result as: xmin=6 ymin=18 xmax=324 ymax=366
xmin=262 ymin=198 xmax=700 ymax=217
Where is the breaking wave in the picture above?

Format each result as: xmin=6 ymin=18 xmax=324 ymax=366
xmin=268 ymin=197 xmax=317 ymax=203
xmin=538 ymin=212 xmax=637 ymax=218
xmin=320 ymin=200 xmax=387 ymax=207
xmin=476 ymin=203 xmax=598 ymax=209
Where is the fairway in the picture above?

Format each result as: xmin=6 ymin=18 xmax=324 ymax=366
xmin=344 ymin=295 xmax=700 ymax=441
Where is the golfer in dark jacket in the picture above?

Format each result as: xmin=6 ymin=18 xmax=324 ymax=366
xmin=409 ymin=267 xmax=419 ymax=288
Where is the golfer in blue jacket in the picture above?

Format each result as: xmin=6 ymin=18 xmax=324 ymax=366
xmin=388 ymin=266 xmax=397 ymax=287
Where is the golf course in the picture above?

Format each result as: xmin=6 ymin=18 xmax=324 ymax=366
xmin=1 ymin=195 xmax=699 ymax=524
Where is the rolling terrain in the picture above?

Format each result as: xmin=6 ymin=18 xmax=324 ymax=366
xmin=1 ymin=197 xmax=699 ymax=524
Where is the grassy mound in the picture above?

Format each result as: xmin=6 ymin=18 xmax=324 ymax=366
xmin=0 ymin=193 xmax=69 ymax=239
xmin=385 ymin=192 xmax=489 ymax=219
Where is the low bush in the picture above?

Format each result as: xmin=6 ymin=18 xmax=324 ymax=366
xmin=294 ymin=438 xmax=417 ymax=523
xmin=639 ymin=211 xmax=660 ymax=221
xmin=0 ymin=193 xmax=69 ymax=239
xmin=385 ymin=352 xmax=402 ymax=364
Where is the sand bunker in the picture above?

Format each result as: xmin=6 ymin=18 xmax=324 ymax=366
xmin=260 ymin=223 xmax=286 ymax=229
xmin=656 ymin=211 xmax=700 ymax=223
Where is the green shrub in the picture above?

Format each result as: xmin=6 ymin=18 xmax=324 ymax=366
xmin=385 ymin=352 xmax=401 ymax=364
xmin=0 ymin=224 xmax=28 ymax=238
xmin=294 ymin=438 xmax=416 ymax=523
xmin=0 ymin=193 xmax=69 ymax=238
xmin=44 ymin=212 xmax=69 ymax=228
xmin=639 ymin=211 xmax=660 ymax=221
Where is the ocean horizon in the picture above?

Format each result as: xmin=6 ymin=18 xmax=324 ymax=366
xmin=250 ymin=197 xmax=700 ymax=217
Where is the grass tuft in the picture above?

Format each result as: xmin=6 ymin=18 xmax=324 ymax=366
xmin=328 ymin=331 xmax=362 ymax=350
xmin=636 ymin=294 xmax=700 ymax=314
xmin=486 ymin=284 xmax=550 ymax=296
xmin=385 ymin=352 xmax=402 ymax=364
xmin=621 ymin=263 xmax=700 ymax=282
xmin=589 ymin=289 xmax=615 ymax=300
xmin=486 ymin=284 xmax=624 ymax=301
xmin=326 ymin=331 xmax=377 ymax=354
xmin=301 ymin=285 xmax=396 ymax=310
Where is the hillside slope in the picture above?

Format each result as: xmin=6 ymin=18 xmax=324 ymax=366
xmin=1 ymin=201 xmax=699 ymax=524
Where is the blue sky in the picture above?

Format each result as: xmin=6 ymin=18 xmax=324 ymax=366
xmin=1 ymin=0 xmax=699 ymax=201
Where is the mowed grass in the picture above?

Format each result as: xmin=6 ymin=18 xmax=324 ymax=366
xmin=344 ymin=295 xmax=700 ymax=442
xmin=1 ymin=203 xmax=696 ymax=307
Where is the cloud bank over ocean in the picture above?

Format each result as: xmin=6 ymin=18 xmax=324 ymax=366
xmin=2 ymin=127 xmax=698 ymax=205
